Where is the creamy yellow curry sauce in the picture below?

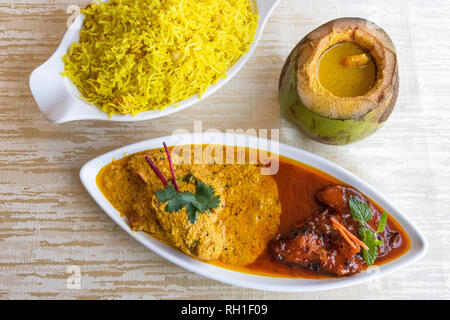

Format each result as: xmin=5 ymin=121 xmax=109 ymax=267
xmin=97 ymin=145 xmax=281 ymax=267
xmin=318 ymin=42 xmax=377 ymax=97
xmin=97 ymin=145 xmax=410 ymax=279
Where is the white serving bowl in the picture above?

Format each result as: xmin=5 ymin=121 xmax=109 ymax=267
xmin=80 ymin=132 xmax=427 ymax=292
xmin=29 ymin=0 xmax=280 ymax=123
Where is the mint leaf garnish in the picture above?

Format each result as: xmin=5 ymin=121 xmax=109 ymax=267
xmin=349 ymin=197 xmax=372 ymax=224
xmin=377 ymin=211 xmax=388 ymax=233
xmin=348 ymin=197 xmax=390 ymax=266
xmin=359 ymin=228 xmax=384 ymax=266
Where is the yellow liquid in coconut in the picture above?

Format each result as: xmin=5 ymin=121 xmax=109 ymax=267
xmin=318 ymin=42 xmax=376 ymax=97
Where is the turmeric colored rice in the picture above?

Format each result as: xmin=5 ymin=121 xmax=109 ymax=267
xmin=62 ymin=0 xmax=258 ymax=116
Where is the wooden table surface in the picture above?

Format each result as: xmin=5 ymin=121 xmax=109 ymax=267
xmin=1 ymin=0 xmax=449 ymax=299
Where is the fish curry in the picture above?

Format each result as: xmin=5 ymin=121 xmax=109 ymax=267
xmin=97 ymin=144 xmax=409 ymax=278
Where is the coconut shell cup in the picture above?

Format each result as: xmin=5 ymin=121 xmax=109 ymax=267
xmin=278 ymin=17 xmax=399 ymax=145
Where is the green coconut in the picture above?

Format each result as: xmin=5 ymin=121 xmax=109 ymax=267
xmin=278 ymin=18 xmax=399 ymax=145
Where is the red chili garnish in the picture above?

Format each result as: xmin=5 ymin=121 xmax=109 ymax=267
xmin=163 ymin=141 xmax=179 ymax=192
xmin=145 ymin=155 xmax=169 ymax=186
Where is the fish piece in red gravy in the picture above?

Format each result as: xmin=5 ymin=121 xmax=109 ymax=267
xmin=316 ymin=185 xmax=402 ymax=258
xmin=270 ymin=185 xmax=403 ymax=276
xmin=316 ymin=185 xmax=366 ymax=215
xmin=269 ymin=209 xmax=364 ymax=276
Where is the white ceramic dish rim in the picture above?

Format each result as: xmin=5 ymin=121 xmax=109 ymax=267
xmin=80 ymin=132 xmax=427 ymax=292
xmin=29 ymin=0 xmax=280 ymax=123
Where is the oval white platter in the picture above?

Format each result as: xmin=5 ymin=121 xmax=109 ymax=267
xmin=80 ymin=132 xmax=427 ymax=292
xmin=29 ymin=0 xmax=280 ymax=123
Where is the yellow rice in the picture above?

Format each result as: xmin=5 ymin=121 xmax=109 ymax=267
xmin=62 ymin=0 xmax=258 ymax=116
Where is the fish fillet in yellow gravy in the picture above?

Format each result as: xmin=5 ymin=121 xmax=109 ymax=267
xmin=97 ymin=146 xmax=282 ymax=267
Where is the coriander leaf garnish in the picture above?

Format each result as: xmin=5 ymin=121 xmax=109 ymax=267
xmin=194 ymin=182 xmax=221 ymax=213
xmin=185 ymin=203 xmax=201 ymax=225
xmin=377 ymin=211 xmax=388 ymax=233
xmin=147 ymin=142 xmax=221 ymax=224
xmin=155 ymin=185 xmax=199 ymax=213
xmin=359 ymin=228 xmax=384 ymax=266
xmin=154 ymin=184 xmax=178 ymax=202
xmin=349 ymin=197 xmax=372 ymax=224
xmin=155 ymin=182 xmax=221 ymax=224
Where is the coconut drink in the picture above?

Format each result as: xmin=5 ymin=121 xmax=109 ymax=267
xmin=278 ymin=18 xmax=399 ymax=145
